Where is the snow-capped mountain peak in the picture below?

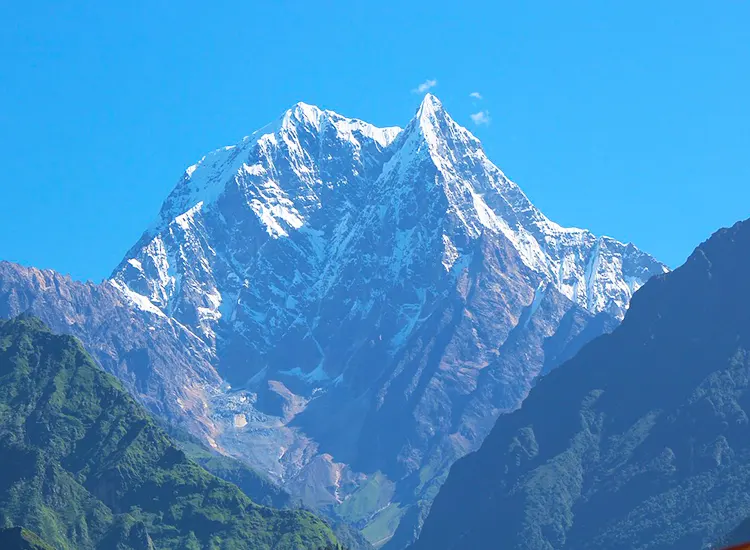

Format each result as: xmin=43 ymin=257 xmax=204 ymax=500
xmin=367 ymin=95 xmax=667 ymax=319
xmin=403 ymin=93 xmax=482 ymax=163
xmin=415 ymin=92 xmax=445 ymax=124
xmin=99 ymin=95 xmax=670 ymax=547
xmin=144 ymin=102 xmax=400 ymax=238
xmin=115 ymin=95 xmax=665 ymax=347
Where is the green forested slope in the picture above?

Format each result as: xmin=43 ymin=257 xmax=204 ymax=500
xmin=0 ymin=316 xmax=339 ymax=550
xmin=0 ymin=527 xmax=55 ymax=550
xmin=414 ymin=219 xmax=750 ymax=549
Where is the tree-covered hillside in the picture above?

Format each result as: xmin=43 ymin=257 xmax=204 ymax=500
xmin=0 ymin=316 xmax=339 ymax=549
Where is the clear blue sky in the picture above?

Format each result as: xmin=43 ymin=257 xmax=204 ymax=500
xmin=1 ymin=1 xmax=748 ymax=281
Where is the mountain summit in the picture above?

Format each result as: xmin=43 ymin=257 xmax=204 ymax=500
xmin=1 ymin=95 xmax=665 ymax=547
xmin=108 ymin=95 xmax=665 ymax=546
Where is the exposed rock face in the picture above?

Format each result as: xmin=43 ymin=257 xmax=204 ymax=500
xmin=0 ymin=95 xmax=665 ymax=547
xmin=0 ymin=261 xmax=220 ymax=439
xmin=413 ymin=219 xmax=750 ymax=550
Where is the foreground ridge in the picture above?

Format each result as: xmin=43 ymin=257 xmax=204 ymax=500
xmin=413 ymin=219 xmax=750 ymax=550
xmin=0 ymin=316 xmax=339 ymax=550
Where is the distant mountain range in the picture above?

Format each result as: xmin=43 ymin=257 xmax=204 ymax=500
xmin=412 ymin=219 xmax=750 ymax=549
xmin=0 ymin=95 xmax=665 ymax=547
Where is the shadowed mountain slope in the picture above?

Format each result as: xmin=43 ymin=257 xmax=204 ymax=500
xmin=413 ymin=218 xmax=750 ymax=549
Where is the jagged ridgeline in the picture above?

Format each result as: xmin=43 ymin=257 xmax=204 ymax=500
xmin=0 ymin=316 xmax=339 ymax=550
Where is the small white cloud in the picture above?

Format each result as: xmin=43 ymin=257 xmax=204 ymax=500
xmin=412 ymin=79 xmax=438 ymax=94
xmin=469 ymin=92 xmax=483 ymax=100
xmin=470 ymin=110 xmax=491 ymax=126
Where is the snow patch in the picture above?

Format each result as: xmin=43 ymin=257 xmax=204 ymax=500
xmin=108 ymin=279 xmax=166 ymax=318
xmin=127 ymin=258 xmax=143 ymax=271
xmin=279 ymin=364 xmax=330 ymax=383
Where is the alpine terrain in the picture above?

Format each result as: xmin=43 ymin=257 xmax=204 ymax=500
xmin=0 ymin=94 xmax=665 ymax=547
xmin=412 ymin=219 xmax=750 ymax=550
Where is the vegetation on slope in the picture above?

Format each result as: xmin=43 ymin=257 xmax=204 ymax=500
xmin=165 ymin=424 xmax=292 ymax=510
xmin=0 ymin=527 xmax=55 ymax=550
xmin=0 ymin=316 xmax=339 ymax=549
xmin=163 ymin=417 xmax=371 ymax=549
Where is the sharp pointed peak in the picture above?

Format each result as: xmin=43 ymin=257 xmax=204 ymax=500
xmin=419 ymin=92 xmax=442 ymax=107
xmin=400 ymin=93 xmax=479 ymax=149
xmin=417 ymin=93 xmax=445 ymax=118
xmin=376 ymin=92 xmax=487 ymax=185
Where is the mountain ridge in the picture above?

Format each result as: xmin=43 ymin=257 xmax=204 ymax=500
xmin=114 ymin=94 xmax=665 ymax=328
xmin=412 ymin=218 xmax=750 ymax=550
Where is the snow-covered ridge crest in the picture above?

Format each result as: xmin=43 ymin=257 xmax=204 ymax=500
xmin=372 ymin=93 xmax=668 ymax=318
xmin=113 ymin=93 xmax=665 ymax=342
xmin=282 ymin=101 xmax=401 ymax=148
xmin=150 ymin=101 xmax=401 ymax=237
